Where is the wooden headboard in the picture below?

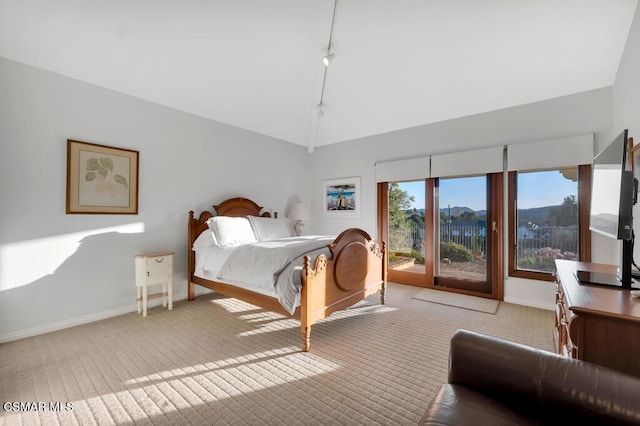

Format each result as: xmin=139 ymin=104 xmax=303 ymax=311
xmin=213 ymin=197 xmax=273 ymax=218
xmin=188 ymin=197 xmax=274 ymax=242
xmin=187 ymin=197 xmax=275 ymax=281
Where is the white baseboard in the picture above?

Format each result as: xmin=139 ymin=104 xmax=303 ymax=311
xmin=0 ymin=287 xmax=212 ymax=344
xmin=0 ymin=305 xmax=136 ymax=344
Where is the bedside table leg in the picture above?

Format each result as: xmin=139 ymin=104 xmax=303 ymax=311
xmin=137 ymin=286 xmax=141 ymax=313
xmin=162 ymin=283 xmax=167 ymax=308
xmin=142 ymin=285 xmax=148 ymax=317
xmin=168 ymin=279 xmax=173 ymax=310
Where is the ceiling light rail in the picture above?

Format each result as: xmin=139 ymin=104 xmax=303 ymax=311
xmin=308 ymin=0 xmax=338 ymax=153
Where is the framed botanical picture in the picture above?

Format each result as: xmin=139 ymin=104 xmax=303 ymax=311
xmin=66 ymin=139 xmax=139 ymax=214
xmin=322 ymin=176 xmax=361 ymax=217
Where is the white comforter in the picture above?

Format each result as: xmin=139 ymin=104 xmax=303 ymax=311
xmin=195 ymin=236 xmax=334 ymax=314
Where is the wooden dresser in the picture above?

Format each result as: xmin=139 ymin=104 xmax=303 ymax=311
xmin=554 ymin=259 xmax=640 ymax=377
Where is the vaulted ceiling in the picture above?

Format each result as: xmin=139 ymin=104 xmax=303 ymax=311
xmin=0 ymin=1 xmax=637 ymax=151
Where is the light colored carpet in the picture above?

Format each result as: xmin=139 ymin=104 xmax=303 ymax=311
xmin=0 ymin=282 xmax=553 ymax=425
xmin=412 ymin=288 xmax=500 ymax=314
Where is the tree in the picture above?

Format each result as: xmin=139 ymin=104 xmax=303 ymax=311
xmin=547 ymin=195 xmax=577 ymax=226
xmin=459 ymin=211 xmax=478 ymax=221
xmin=388 ymin=183 xmax=416 ymax=253
xmin=388 ymin=183 xmax=415 ymax=228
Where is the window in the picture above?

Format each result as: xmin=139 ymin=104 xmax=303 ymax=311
xmin=377 ymin=173 xmax=503 ymax=298
xmin=508 ymin=165 xmax=591 ymax=281
xmin=387 ymin=181 xmax=426 ymax=275
xmin=377 ymin=146 xmax=504 ymax=297
xmin=435 ymin=174 xmax=502 ymax=295
xmin=437 ymin=175 xmax=487 ymax=282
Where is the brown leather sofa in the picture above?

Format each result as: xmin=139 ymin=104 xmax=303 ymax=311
xmin=420 ymin=329 xmax=640 ymax=425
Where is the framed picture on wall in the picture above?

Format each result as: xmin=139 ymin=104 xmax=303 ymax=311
xmin=322 ymin=176 xmax=361 ymax=217
xmin=66 ymin=139 xmax=139 ymax=214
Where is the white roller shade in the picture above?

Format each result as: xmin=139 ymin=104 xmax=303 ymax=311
xmin=431 ymin=146 xmax=504 ymax=178
xmin=375 ymin=156 xmax=430 ymax=182
xmin=507 ymin=134 xmax=594 ymax=171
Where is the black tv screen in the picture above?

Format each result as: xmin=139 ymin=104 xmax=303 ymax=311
xmin=589 ymin=129 xmax=633 ymax=241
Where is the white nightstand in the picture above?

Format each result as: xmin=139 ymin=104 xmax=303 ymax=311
xmin=135 ymin=252 xmax=174 ymax=316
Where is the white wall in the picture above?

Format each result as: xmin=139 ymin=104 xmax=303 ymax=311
xmin=614 ymin=4 xmax=640 ymax=268
xmin=0 ymin=57 xmax=309 ymax=341
xmin=308 ymin=88 xmax=613 ymax=310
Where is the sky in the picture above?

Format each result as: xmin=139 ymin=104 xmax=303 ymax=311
xmin=397 ymin=170 xmax=578 ymax=211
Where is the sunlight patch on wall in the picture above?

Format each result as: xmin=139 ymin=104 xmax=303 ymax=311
xmin=0 ymin=222 xmax=145 ymax=292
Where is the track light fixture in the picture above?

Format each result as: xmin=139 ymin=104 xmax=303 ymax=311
xmin=322 ymin=52 xmax=335 ymax=67
xmin=308 ymin=0 xmax=338 ymax=153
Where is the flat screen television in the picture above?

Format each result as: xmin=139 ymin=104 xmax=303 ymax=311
xmin=583 ymin=129 xmax=638 ymax=289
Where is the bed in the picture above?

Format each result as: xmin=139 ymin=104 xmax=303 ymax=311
xmin=187 ymin=197 xmax=387 ymax=351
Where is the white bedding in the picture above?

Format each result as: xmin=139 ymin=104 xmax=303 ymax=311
xmin=194 ymin=236 xmax=334 ymax=314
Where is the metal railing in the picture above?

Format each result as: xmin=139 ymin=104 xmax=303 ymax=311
xmin=440 ymin=224 xmax=486 ymax=254
xmin=390 ymin=222 xmax=577 ymax=259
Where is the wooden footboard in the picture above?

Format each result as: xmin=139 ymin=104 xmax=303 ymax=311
xmin=300 ymin=228 xmax=386 ymax=351
xmin=188 ymin=198 xmax=387 ymax=352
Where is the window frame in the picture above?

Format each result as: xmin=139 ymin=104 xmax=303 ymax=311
xmin=377 ymin=173 xmax=503 ymax=300
xmin=434 ymin=173 xmax=504 ymax=298
xmin=378 ymin=180 xmax=434 ymax=287
xmin=507 ymin=165 xmax=591 ymax=282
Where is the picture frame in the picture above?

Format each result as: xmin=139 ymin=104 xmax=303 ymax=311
xmin=66 ymin=139 xmax=139 ymax=214
xmin=322 ymin=176 xmax=361 ymax=217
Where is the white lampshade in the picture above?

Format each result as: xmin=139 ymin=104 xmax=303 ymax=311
xmin=288 ymin=202 xmax=309 ymax=221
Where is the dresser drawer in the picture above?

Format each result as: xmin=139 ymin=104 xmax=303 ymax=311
xmin=561 ymin=322 xmax=577 ymax=358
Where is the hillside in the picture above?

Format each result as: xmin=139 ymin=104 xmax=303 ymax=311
xmin=407 ymin=205 xmax=556 ymax=224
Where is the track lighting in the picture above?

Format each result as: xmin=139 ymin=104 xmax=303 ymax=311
xmin=322 ymin=52 xmax=335 ymax=67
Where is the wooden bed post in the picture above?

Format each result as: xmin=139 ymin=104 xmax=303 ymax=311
xmin=300 ymin=255 xmax=312 ymax=352
xmin=302 ymin=326 xmax=311 ymax=352
xmin=188 ymin=210 xmax=196 ymax=301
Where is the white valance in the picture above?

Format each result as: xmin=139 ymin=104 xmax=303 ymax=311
xmin=375 ymin=156 xmax=430 ymax=183
xmin=507 ymin=134 xmax=594 ymax=171
xmin=430 ymin=146 xmax=504 ymax=178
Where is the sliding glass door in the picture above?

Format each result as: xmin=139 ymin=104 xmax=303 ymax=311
xmin=378 ymin=174 xmax=503 ymax=298
xmin=435 ymin=175 xmax=492 ymax=294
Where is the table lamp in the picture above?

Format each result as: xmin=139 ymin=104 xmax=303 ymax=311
xmin=289 ymin=202 xmax=310 ymax=236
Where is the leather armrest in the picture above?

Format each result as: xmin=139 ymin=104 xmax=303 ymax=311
xmin=419 ymin=384 xmax=537 ymax=426
xmin=447 ymin=330 xmax=640 ymax=423
xmin=447 ymin=330 xmax=544 ymax=417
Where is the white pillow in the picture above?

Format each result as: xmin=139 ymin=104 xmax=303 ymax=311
xmin=208 ymin=216 xmax=257 ymax=247
xmin=192 ymin=230 xmax=218 ymax=250
xmin=248 ymin=216 xmax=292 ymax=241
